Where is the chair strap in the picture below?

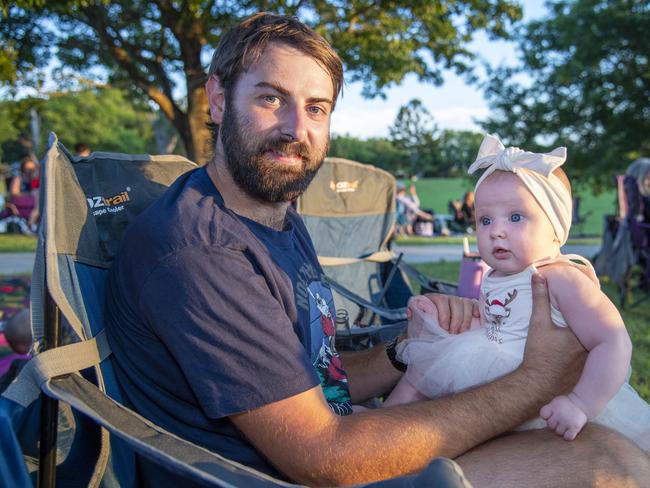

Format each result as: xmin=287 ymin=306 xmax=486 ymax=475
xmin=318 ymin=250 xmax=394 ymax=266
xmin=2 ymin=329 xmax=111 ymax=407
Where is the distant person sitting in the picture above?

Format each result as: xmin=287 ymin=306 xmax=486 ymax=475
xmin=396 ymin=182 xmax=433 ymax=235
xmin=0 ymin=308 xmax=32 ymax=391
xmin=448 ymin=191 xmax=475 ymax=234
xmin=4 ymin=308 xmax=32 ymax=355
xmin=6 ymin=157 xmax=40 ymax=231
xmin=9 ymin=156 xmax=39 ymax=198
xmin=623 ymin=158 xmax=650 ymax=287
xmin=74 ymin=142 xmax=91 ymax=157
xmin=461 ymin=191 xmax=476 ymax=229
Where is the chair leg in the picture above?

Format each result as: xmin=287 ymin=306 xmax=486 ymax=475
xmin=38 ymin=292 xmax=61 ymax=488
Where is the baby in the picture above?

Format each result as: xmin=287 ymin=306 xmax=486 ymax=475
xmin=385 ymin=134 xmax=650 ymax=450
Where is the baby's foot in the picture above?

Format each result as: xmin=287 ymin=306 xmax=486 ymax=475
xmin=540 ymin=395 xmax=588 ymax=441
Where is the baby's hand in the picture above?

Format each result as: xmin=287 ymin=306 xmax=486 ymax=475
xmin=406 ymin=296 xmax=438 ymax=339
xmin=539 ymin=395 xmax=588 ymax=441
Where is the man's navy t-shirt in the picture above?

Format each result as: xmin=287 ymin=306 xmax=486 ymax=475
xmin=105 ymin=167 xmax=352 ymax=476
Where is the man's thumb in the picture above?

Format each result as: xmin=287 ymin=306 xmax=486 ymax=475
xmin=530 ymin=272 xmax=551 ymax=328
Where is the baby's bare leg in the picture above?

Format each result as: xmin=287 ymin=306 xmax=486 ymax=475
xmin=383 ymin=297 xmax=444 ymax=407
xmin=383 ymin=376 xmax=429 ymax=407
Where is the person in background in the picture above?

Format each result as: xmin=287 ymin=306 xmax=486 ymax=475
xmin=461 ymin=191 xmax=475 ymax=231
xmin=396 ymin=182 xmax=434 ymax=235
xmin=4 ymin=308 xmax=32 ymax=356
xmin=9 ymin=156 xmax=39 ymax=198
xmin=407 ymin=183 xmax=420 ymax=208
xmin=74 ymin=142 xmax=91 ymax=157
xmin=7 ymin=157 xmax=40 ymax=230
xmin=623 ymin=158 xmax=650 ymax=288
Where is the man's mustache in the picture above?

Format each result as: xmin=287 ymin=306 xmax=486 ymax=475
xmin=258 ymin=140 xmax=310 ymax=160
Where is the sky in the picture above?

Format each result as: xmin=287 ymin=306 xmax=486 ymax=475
xmin=330 ymin=0 xmax=547 ymax=138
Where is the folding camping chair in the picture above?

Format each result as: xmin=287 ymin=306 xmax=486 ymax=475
xmin=297 ymin=158 xmax=407 ymax=348
xmin=0 ymin=134 xmax=293 ymax=487
xmin=0 ymin=135 xmax=464 ymax=488
xmin=594 ymin=171 xmax=650 ymax=308
xmin=297 ymin=158 xmax=461 ymax=348
xmin=618 ymin=170 xmax=650 ymax=307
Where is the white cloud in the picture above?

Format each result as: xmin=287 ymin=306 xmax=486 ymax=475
xmin=330 ymin=107 xmax=396 ymax=138
xmin=331 ymin=103 xmax=489 ymax=139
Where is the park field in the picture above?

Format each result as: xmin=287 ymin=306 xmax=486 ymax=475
xmin=0 ymin=234 xmax=37 ymax=252
xmin=413 ymin=261 xmax=650 ymax=403
xmin=404 ymin=178 xmax=617 ymax=238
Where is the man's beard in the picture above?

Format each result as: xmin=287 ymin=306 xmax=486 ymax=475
xmin=220 ymin=101 xmax=328 ymax=203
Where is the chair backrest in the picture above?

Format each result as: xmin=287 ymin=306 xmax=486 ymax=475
xmin=5 ymin=134 xmax=197 ymax=487
xmin=297 ymin=157 xmax=396 ymax=324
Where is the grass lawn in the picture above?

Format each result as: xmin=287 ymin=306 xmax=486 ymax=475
xmin=412 ymin=261 xmax=650 ymax=403
xmin=402 ymin=178 xmax=617 ymax=238
xmin=0 ymin=234 xmax=37 ymax=253
xmin=395 ymin=235 xmax=602 ymax=247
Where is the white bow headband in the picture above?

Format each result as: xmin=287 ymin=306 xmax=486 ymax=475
xmin=468 ymin=134 xmax=572 ymax=245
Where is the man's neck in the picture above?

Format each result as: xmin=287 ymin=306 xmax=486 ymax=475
xmin=206 ymin=156 xmax=290 ymax=231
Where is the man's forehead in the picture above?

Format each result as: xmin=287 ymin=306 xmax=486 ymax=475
xmin=238 ymin=42 xmax=335 ymax=99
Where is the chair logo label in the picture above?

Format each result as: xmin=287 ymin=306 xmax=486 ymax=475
xmin=329 ymin=180 xmax=359 ymax=193
xmin=86 ymin=188 xmax=131 ymax=216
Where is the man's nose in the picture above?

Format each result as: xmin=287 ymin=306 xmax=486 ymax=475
xmin=279 ymin=104 xmax=308 ymax=143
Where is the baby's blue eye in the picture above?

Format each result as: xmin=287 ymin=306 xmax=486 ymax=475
xmin=480 ymin=216 xmax=491 ymax=226
xmin=511 ymin=213 xmax=522 ymax=222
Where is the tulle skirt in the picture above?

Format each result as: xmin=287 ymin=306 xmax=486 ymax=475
xmin=397 ymin=329 xmax=650 ymax=451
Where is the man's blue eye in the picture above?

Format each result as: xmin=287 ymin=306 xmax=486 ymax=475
xmin=481 ymin=217 xmax=491 ymax=225
xmin=511 ymin=213 xmax=522 ymax=222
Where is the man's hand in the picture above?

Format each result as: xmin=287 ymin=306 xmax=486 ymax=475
xmin=521 ymin=273 xmax=588 ymax=396
xmin=540 ymin=394 xmax=588 ymax=441
xmin=422 ymin=293 xmax=480 ymax=334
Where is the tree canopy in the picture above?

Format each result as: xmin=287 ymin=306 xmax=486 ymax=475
xmin=481 ymin=0 xmax=650 ymax=186
xmin=389 ymin=98 xmax=439 ymax=175
xmin=1 ymin=0 xmax=522 ymax=162
xmin=0 ymin=86 xmax=158 ymax=162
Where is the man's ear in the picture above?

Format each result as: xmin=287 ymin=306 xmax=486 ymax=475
xmin=206 ymin=75 xmax=226 ymax=125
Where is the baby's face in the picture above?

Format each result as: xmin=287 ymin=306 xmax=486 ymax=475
xmin=475 ymin=172 xmax=560 ymax=276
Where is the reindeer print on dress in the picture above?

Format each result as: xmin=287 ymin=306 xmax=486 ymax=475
xmin=483 ymin=289 xmax=518 ymax=344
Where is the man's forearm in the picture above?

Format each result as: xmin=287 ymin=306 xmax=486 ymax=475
xmin=340 ymin=345 xmax=402 ymax=403
xmin=236 ymin=345 xmax=583 ymax=486
xmin=329 ymin=367 xmax=550 ymax=481
xmin=267 ymin=365 xmax=559 ymax=486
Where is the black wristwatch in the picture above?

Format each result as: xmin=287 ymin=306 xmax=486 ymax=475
xmin=385 ymin=336 xmax=407 ymax=372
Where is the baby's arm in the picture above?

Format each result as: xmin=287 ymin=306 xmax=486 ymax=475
xmin=539 ymin=265 xmax=632 ymax=441
xmin=384 ymin=296 xmax=481 ymax=407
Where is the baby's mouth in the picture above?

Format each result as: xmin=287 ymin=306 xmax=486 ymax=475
xmin=493 ymin=247 xmax=511 ymax=259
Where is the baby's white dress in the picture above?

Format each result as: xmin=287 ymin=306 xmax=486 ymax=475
xmin=397 ymin=255 xmax=650 ymax=450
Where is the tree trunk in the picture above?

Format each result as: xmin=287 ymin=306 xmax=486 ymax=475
xmin=187 ymin=85 xmax=211 ymax=165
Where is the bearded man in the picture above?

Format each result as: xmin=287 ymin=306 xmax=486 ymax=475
xmin=105 ymin=12 xmax=650 ymax=488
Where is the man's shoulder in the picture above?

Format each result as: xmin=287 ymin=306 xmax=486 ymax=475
xmin=130 ymin=167 xmax=244 ymax=251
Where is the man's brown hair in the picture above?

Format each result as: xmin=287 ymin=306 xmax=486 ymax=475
xmin=207 ymin=12 xmax=343 ymax=138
